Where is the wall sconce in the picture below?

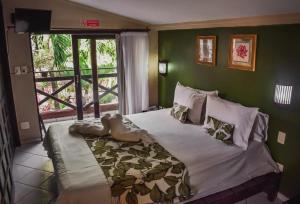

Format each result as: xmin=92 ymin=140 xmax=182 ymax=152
xmin=158 ymin=60 xmax=168 ymax=75
xmin=274 ymin=85 xmax=293 ymax=105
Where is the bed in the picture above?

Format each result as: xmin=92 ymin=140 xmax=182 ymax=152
xmin=44 ymin=109 xmax=280 ymax=204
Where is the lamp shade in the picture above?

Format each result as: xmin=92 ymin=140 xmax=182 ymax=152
xmin=158 ymin=61 xmax=168 ymax=75
xmin=274 ymin=85 xmax=293 ymax=104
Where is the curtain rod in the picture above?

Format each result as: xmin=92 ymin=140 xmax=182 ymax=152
xmin=48 ymin=28 xmax=150 ymax=34
xmin=6 ymin=26 xmax=150 ymax=34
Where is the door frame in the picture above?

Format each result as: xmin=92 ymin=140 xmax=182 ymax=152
xmin=30 ymin=32 xmax=118 ymax=126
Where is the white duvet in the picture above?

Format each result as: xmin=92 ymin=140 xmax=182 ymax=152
xmin=44 ymin=109 xmax=279 ymax=204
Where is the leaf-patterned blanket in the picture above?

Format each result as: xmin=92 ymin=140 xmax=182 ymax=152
xmin=83 ymin=118 xmax=191 ymax=204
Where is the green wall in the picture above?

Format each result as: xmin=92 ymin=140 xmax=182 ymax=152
xmin=158 ymin=24 xmax=300 ymax=198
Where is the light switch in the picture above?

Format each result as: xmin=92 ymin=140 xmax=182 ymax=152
xmin=20 ymin=122 xmax=30 ymax=130
xmin=15 ymin=66 xmax=21 ymax=75
xmin=276 ymin=162 xmax=284 ymax=172
xmin=277 ymin=131 xmax=286 ymax=144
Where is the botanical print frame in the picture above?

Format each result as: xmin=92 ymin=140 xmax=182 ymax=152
xmin=228 ymin=34 xmax=257 ymax=71
xmin=196 ymin=36 xmax=216 ymax=66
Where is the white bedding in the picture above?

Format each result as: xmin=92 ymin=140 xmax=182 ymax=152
xmin=44 ymin=109 xmax=279 ymax=204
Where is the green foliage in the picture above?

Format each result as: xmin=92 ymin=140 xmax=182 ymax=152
xmin=100 ymin=94 xmax=117 ymax=104
xmin=31 ymin=34 xmax=118 ymax=111
xmin=97 ymin=40 xmax=117 ymax=68
xmin=78 ymin=39 xmax=91 ymax=71
xmin=50 ymin=35 xmax=72 ymax=68
xmin=31 ymin=34 xmax=72 ymax=71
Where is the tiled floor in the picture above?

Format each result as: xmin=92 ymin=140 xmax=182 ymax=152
xmin=13 ymin=142 xmax=57 ymax=204
xmin=12 ymin=141 xmax=283 ymax=204
xmin=236 ymin=193 xmax=282 ymax=204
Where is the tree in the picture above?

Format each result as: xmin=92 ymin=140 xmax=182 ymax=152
xmin=32 ymin=34 xmax=72 ymax=110
xmin=50 ymin=34 xmax=71 ymax=68
xmin=96 ymin=40 xmax=118 ymax=104
xmin=49 ymin=35 xmax=72 ymax=109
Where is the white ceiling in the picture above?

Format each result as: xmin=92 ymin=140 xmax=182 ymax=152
xmin=69 ymin=0 xmax=300 ymax=25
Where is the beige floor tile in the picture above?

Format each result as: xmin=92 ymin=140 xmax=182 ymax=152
xmin=15 ymin=188 xmax=53 ymax=204
xmin=17 ymin=142 xmax=48 ymax=157
xmin=14 ymin=182 xmax=35 ymax=203
xmin=39 ymin=175 xmax=58 ymax=195
xmin=13 ymin=152 xmax=33 ymax=164
xmin=246 ymin=192 xmax=282 ymax=204
xmin=235 ymin=192 xmax=282 ymax=204
xmin=14 ymin=142 xmax=57 ymax=203
xmin=12 ymin=165 xmax=34 ymax=181
xmin=18 ymin=169 xmax=52 ymax=187
xmin=18 ymin=154 xmax=51 ymax=171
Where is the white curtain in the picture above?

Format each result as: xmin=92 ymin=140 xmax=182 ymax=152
xmin=118 ymin=32 xmax=149 ymax=114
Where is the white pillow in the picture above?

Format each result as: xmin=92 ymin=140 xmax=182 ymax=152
xmin=187 ymin=93 xmax=206 ymax=124
xmin=195 ymin=88 xmax=218 ymax=96
xmin=250 ymin=112 xmax=269 ymax=142
xmin=174 ymin=82 xmax=197 ymax=108
xmin=176 ymin=82 xmax=218 ymax=96
xmin=173 ymin=82 xmax=206 ymax=124
xmin=204 ymin=96 xmax=258 ymax=150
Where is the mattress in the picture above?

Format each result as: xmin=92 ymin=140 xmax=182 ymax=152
xmin=44 ymin=109 xmax=279 ymax=204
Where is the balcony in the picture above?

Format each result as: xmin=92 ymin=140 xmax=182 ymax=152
xmin=35 ymin=69 xmax=118 ymax=122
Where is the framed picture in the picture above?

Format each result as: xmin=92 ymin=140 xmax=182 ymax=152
xmin=196 ymin=36 xmax=216 ymax=66
xmin=228 ymin=34 xmax=257 ymax=71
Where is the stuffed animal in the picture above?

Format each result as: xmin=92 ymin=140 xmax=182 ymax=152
xmin=69 ymin=114 xmax=110 ymax=137
xmin=69 ymin=113 xmax=148 ymax=142
xmin=108 ymin=114 xmax=147 ymax=142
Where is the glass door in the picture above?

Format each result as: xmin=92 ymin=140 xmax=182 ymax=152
xmin=31 ymin=34 xmax=78 ymax=123
xmin=78 ymin=38 xmax=98 ymax=119
xmin=72 ymin=35 xmax=118 ymax=120
xmin=31 ymin=33 xmax=119 ymax=126
xmin=95 ymin=38 xmax=118 ymax=116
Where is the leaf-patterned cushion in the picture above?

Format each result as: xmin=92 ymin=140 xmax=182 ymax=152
xmin=206 ymin=116 xmax=235 ymax=145
xmin=170 ymin=103 xmax=189 ymax=123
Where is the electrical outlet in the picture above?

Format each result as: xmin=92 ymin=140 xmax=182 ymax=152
xmin=276 ymin=162 xmax=284 ymax=172
xmin=20 ymin=122 xmax=30 ymax=130
xmin=21 ymin=66 xmax=28 ymax=74
xmin=277 ymin=131 xmax=286 ymax=144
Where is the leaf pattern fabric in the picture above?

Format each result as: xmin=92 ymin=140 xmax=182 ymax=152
xmin=170 ymin=103 xmax=189 ymax=123
xmin=84 ymin=118 xmax=191 ymax=204
xmin=206 ymin=116 xmax=235 ymax=145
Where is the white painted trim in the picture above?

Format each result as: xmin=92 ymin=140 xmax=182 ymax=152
xmin=277 ymin=192 xmax=289 ymax=202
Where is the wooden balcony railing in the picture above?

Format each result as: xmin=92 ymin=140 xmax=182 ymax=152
xmin=35 ymin=69 xmax=118 ymax=119
xmin=40 ymin=103 xmax=118 ymax=120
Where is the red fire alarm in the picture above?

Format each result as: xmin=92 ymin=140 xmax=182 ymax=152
xmin=82 ymin=20 xmax=100 ymax=27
